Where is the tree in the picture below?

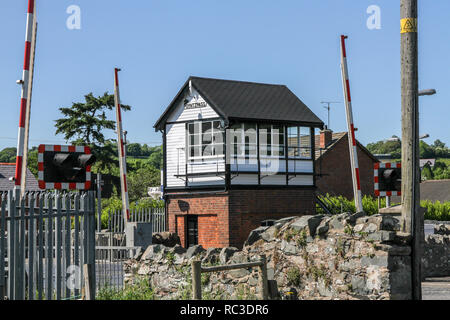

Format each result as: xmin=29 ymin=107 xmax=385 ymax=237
xmin=126 ymin=143 xmax=142 ymax=157
xmin=141 ymin=144 xmax=151 ymax=156
xmin=148 ymin=146 xmax=163 ymax=169
xmin=432 ymin=161 xmax=450 ymax=180
xmin=431 ymin=140 xmax=450 ymax=158
xmin=366 ymin=139 xmax=402 ymax=158
xmin=127 ymin=166 xmax=160 ymax=202
xmin=0 ymin=147 xmax=17 ymax=163
xmin=54 ymin=92 xmax=131 ymax=171
xmin=27 ymin=147 xmax=38 ymax=177
xmin=433 ymin=139 xmax=446 ymax=149
xmin=419 ymin=141 xmax=435 ymax=158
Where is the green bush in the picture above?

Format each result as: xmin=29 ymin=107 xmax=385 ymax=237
xmin=317 ymin=195 xmax=450 ymax=221
xmin=97 ymin=277 xmax=154 ymax=300
xmin=99 ymin=196 xmax=164 ymax=229
xmin=421 ymin=200 xmax=450 ymax=221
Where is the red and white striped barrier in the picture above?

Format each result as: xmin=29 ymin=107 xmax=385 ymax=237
xmin=114 ymin=68 xmax=130 ymax=222
xmin=37 ymin=145 xmax=92 ymax=190
xmin=374 ymin=162 xmax=402 ymax=197
xmin=340 ymin=35 xmax=363 ymax=212
xmin=14 ymin=0 xmax=36 ymax=195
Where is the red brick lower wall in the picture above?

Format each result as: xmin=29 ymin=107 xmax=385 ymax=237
xmin=166 ymin=188 xmax=316 ymax=249
xmin=228 ymin=189 xmax=316 ymax=248
xmin=167 ymin=193 xmax=229 ymax=249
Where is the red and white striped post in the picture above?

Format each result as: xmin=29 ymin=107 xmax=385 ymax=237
xmin=340 ymin=35 xmax=363 ymax=212
xmin=114 ymin=68 xmax=130 ymax=224
xmin=14 ymin=0 xmax=36 ymax=198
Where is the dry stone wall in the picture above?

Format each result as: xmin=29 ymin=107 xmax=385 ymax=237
xmin=422 ymin=224 xmax=450 ymax=278
xmin=124 ymin=212 xmax=414 ymax=300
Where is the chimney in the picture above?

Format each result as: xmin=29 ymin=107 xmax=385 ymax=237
xmin=320 ymin=127 xmax=332 ymax=149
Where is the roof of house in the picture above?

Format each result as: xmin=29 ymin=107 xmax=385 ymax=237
xmin=420 ymin=159 xmax=436 ymax=168
xmin=154 ymin=76 xmax=324 ymax=130
xmin=390 ymin=179 xmax=450 ymax=203
xmin=0 ymin=163 xmax=41 ymax=192
xmin=314 ymin=132 xmax=379 ymax=163
xmin=420 ymin=179 xmax=450 ymax=202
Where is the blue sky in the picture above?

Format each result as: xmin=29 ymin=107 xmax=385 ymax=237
xmin=0 ymin=0 xmax=448 ymax=150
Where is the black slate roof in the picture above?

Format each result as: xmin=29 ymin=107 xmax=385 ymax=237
xmin=154 ymin=76 xmax=324 ymax=130
xmin=0 ymin=164 xmax=41 ymax=192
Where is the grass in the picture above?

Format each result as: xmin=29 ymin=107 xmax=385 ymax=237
xmin=286 ymin=267 xmax=302 ymax=287
xmin=96 ymin=277 xmax=154 ymax=300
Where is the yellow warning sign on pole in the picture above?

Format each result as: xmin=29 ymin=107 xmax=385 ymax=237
xmin=401 ymin=18 xmax=417 ymax=33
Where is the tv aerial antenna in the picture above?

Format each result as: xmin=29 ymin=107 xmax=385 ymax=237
xmin=320 ymin=101 xmax=341 ymax=129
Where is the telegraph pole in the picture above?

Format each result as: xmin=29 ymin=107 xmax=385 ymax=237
xmin=400 ymin=0 xmax=421 ymax=300
xmin=114 ymin=68 xmax=130 ymax=225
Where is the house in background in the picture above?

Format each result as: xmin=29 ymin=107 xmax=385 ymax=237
xmin=154 ymin=76 xmax=324 ymax=249
xmin=390 ymin=179 xmax=450 ymax=204
xmin=374 ymin=154 xmax=394 ymax=164
xmin=0 ymin=163 xmax=41 ymax=194
xmin=314 ymin=129 xmax=379 ymax=200
xmin=420 ymin=159 xmax=436 ymax=169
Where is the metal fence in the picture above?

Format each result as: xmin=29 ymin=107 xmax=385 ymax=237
xmin=97 ymin=208 xmax=166 ymax=247
xmin=95 ymin=246 xmax=139 ymax=293
xmin=94 ymin=207 xmax=166 ymax=293
xmin=0 ymin=191 xmax=96 ymax=300
xmin=106 ymin=207 xmax=166 ymax=233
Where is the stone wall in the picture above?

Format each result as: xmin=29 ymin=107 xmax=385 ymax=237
xmin=124 ymin=212 xmax=414 ymax=300
xmin=423 ymin=224 xmax=450 ymax=278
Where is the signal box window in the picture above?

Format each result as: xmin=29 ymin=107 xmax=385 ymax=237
xmin=259 ymin=124 xmax=285 ymax=157
xmin=287 ymin=126 xmax=311 ymax=159
xmin=188 ymin=121 xmax=224 ymax=161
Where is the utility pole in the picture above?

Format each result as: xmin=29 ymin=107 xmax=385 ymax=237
xmin=320 ymin=101 xmax=340 ymax=129
xmin=97 ymin=172 xmax=102 ymax=232
xmin=400 ymin=0 xmax=421 ymax=300
xmin=114 ymin=68 xmax=130 ymax=225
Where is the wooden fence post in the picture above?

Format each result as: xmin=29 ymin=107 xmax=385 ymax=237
xmin=191 ymin=260 xmax=202 ymax=300
xmin=259 ymin=255 xmax=269 ymax=300
xmin=83 ymin=264 xmax=95 ymax=300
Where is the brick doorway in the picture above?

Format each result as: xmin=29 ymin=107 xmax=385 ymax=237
xmin=186 ymin=215 xmax=198 ymax=247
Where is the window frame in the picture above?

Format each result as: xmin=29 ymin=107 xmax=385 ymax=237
xmin=259 ymin=124 xmax=286 ymax=159
xmin=230 ymin=123 xmax=258 ymax=160
xmin=287 ymin=126 xmax=312 ymax=160
xmin=187 ymin=120 xmax=225 ymax=162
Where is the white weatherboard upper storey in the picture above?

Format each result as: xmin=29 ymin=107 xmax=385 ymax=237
xmin=163 ymin=88 xmax=314 ymax=188
xmin=167 ymin=89 xmax=220 ymax=123
xmin=165 ymin=89 xmax=224 ymax=188
xmin=166 ymin=123 xmax=186 ymax=187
